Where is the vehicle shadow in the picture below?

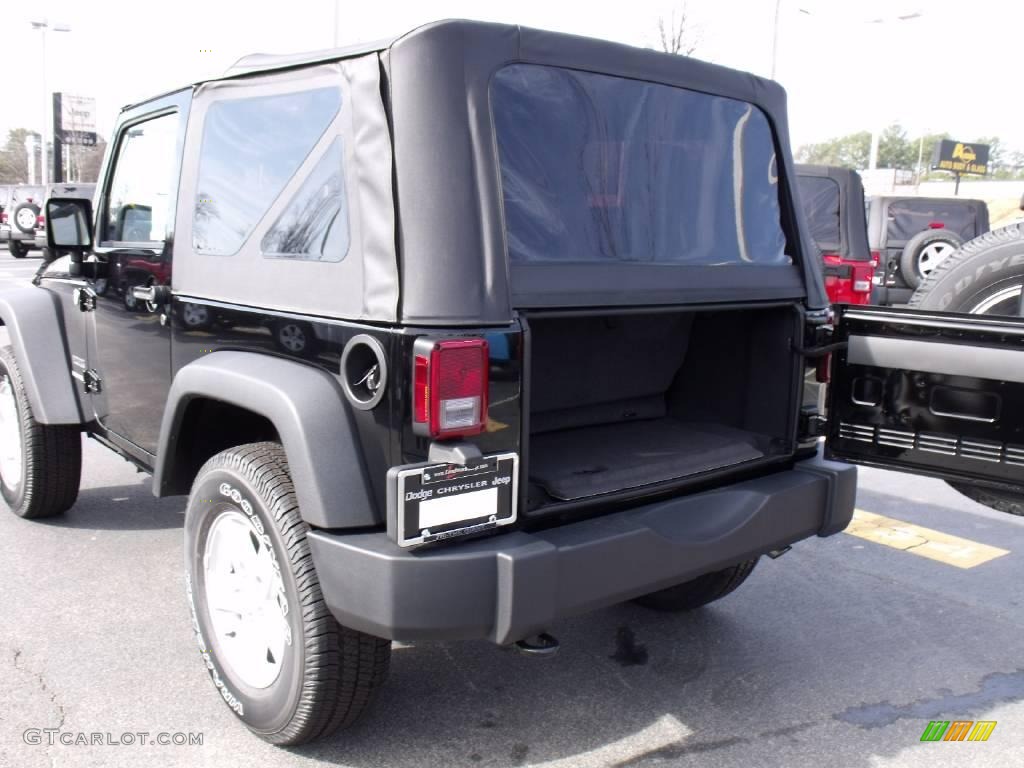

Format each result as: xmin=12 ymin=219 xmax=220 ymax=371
xmin=39 ymin=480 xmax=184 ymax=531
xmin=284 ymin=522 xmax=1024 ymax=768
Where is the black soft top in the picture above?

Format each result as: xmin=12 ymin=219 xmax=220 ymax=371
xmin=795 ymin=165 xmax=871 ymax=261
xmin=871 ymin=196 xmax=990 ymax=246
xmin=385 ymin=21 xmax=825 ymax=320
xmin=141 ymin=20 xmax=829 ymax=324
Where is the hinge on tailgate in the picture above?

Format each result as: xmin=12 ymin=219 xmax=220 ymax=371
xmin=71 ymin=368 xmax=102 ymax=394
xmin=72 ymin=286 xmax=96 ymax=312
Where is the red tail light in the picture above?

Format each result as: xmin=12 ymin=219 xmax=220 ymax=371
xmin=928 ymin=221 xmax=945 ymax=229
xmin=36 ymin=215 xmax=45 ymax=226
xmin=822 ymin=253 xmax=875 ymax=306
xmin=0 ymin=212 xmax=6 ymax=224
xmin=412 ymin=338 xmax=489 ymax=439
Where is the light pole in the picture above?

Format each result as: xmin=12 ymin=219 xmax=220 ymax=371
xmin=864 ymin=12 xmax=922 ymax=170
xmin=30 ymin=19 xmax=71 ymax=187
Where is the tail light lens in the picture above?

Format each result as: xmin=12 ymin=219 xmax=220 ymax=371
xmin=412 ymin=338 xmax=489 ymax=439
xmin=0 ymin=212 xmax=6 ymax=224
xmin=36 ymin=215 xmax=45 ymax=226
xmin=851 ymin=263 xmax=874 ymax=295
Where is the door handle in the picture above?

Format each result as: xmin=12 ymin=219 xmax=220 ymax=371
xmin=132 ymin=284 xmax=170 ymax=306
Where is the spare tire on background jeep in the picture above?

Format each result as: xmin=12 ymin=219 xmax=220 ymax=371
xmin=899 ymin=228 xmax=962 ymax=289
xmin=909 ymin=222 xmax=1024 ymax=515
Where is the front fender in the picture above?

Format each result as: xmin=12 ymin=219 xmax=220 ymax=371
xmin=0 ymin=287 xmax=82 ymax=424
xmin=154 ymin=351 xmax=378 ymax=529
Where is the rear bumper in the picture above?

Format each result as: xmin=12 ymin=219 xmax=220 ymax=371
xmin=308 ymin=455 xmax=856 ymax=645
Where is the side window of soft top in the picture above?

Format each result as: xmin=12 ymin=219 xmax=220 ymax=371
xmin=104 ymin=112 xmax=178 ymax=244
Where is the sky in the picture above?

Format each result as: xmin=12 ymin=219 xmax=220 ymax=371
xmin=1 ymin=0 xmax=1020 ymax=152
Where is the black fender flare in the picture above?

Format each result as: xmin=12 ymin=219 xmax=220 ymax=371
xmin=0 ymin=287 xmax=83 ymax=424
xmin=154 ymin=351 xmax=377 ymax=529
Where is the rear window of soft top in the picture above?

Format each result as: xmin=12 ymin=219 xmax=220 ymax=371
xmin=491 ymin=64 xmax=789 ymax=268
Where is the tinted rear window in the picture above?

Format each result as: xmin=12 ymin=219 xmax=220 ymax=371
xmin=492 ymin=64 xmax=789 ymax=267
xmin=796 ymin=176 xmax=841 ymax=253
xmin=887 ymin=199 xmax=981 ymax=242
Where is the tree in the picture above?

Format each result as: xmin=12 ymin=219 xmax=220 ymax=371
xmin=0 ymin=128 xmax=40 ymax=184
xmin=72 ymin=138 xmax=107 ymax=183
xmin=877 ymin=123 xmax=916 ymax=170
xmin=795 ymin=131 xmax=871 ymax=170
xmin=657 ymin=3 xmax=701 ymax=56
xmin=973 ymin=136 xmax=1008 ymax=177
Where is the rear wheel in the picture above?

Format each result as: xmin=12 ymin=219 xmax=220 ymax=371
xmin=184 ymin=442 xmax=390 ymax=745
xmin=633 ymin=559 xmax=758 ymax=612
xmin=0 ymin=347 xmax=81 ymax=519
xmin=8 ymin=241 xmax=28 ymax=259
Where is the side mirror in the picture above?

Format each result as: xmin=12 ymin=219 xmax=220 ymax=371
xmin=46 ymin=197 xmax=93 ymax=253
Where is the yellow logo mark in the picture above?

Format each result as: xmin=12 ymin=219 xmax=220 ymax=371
xmin=968 ymin=721 xmax=997 ymax=741
xmin=952 ymin=143 xmax=977 ymax=163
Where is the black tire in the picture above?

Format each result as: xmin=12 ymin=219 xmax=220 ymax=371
xmin=948 ymin=483 xmax=1024 ymax=517
xmin=910 ymin=224 xmax=1024 ymax=515
xmin=899 ymin=229 xmax=962 ymax=289
xmin=0 ymin=347 xmax=81 ymax=519
xmin=8 ymin=240 xmax=28 ymax=259
xmin=633 ymin=559 xmax=758 ymax=612
xmin=909 ymin=224 xmax=1024 ymax=314
xmin=184 ymin=442 xmax=390 ymax=745
xmin=12 ymin=202 xmax=39 ymax=235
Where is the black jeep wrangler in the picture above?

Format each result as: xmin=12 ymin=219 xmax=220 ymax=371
xmin=3 ymin=20 xmax=1023 ymax=746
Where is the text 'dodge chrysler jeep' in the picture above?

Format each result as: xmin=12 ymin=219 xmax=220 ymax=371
xmin=3 ymin=20 xmax=1024 ymax=746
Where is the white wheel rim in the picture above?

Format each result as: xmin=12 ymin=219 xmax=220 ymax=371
xmin=183 ymin=304 xmax=208 ymax=326
xmin=203 ymin=508 xmax=291 ymax=689
xmin=278 ymin=324 xmax=306 ymax=352
xmin=0 ymin=375 xmax=22 ymax=490
xmin=970 ymin=285 xmax=1023 ymax=316
xmin=917 ymin=242 xmax=956 ymax=276
xmin=15 ymin=209 xmax=35 ymax=230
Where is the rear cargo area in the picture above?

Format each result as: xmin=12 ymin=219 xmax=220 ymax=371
xmin=526 ymin=307 xmax=799 ymax=509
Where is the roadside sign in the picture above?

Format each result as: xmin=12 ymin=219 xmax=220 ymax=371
xmin=931 ymin=140 xmax=989 ymax=176
xmin=54 ymin=93 xmax=98 ymax=147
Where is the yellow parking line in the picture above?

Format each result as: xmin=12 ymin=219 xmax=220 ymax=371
xmin=844 ymin=509 xmax=1010 ymax=569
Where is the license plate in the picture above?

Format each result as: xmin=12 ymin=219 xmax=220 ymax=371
xmin=389 ymin=453 xmax=518 ymax=547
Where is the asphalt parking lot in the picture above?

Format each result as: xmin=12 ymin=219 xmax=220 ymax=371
xmin=0 ymin=252 xmax=1022 ymax=768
